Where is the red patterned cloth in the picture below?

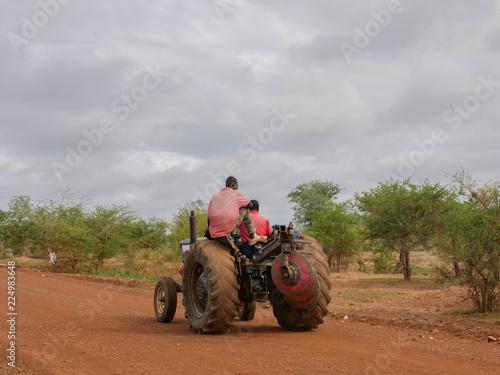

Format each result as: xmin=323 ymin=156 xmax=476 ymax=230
xmin=239 ymin=210 xmax=272 ymax=242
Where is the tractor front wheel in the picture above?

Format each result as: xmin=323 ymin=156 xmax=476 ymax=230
xmin=154 ymin=276 xmax=177 ymax=323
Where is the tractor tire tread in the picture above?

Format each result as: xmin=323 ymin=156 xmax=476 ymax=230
xmin=271 ymin=237 xmax=331 ymax=331
xmin=183 ymin=241 xmax=239 ymax=334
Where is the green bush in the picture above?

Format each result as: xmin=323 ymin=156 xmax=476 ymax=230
xmin=373 ymin=252 xmax=394 ymax=274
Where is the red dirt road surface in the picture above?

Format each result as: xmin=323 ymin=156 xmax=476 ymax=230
xmin=1 ymin=267 xmax=499 ymax=375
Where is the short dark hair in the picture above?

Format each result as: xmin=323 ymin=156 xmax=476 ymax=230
xmin=250 ymin=199 xmax=259 ymax=212
xmin=226 ymin=176 xmax=237 ymax=187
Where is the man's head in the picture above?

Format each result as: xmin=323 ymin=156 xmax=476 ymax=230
xmin=250 ymin=200 xmax=259 ymax=212
xmin=226 ymin=176 xmax=238 ymax=190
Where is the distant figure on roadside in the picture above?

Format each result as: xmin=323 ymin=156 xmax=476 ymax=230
xmin=207 ymin=176 xmax=267 ymax=247
xmin=49 ymin=252 xmax=57 ymax=266
xmin=238 ymin=199 xmax=273 ymax=257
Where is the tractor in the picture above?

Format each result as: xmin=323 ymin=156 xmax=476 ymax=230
xmin=154 ymin=211 xmax=331 ymax=333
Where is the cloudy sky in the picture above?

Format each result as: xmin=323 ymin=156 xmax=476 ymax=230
xmin=1 ymin=0 xmax=500 ymax=225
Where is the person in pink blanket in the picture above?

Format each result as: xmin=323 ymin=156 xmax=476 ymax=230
xmin=207 ymin=176 xmax=267 ymax=246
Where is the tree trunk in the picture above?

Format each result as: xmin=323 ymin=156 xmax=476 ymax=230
xmin=400 ymin=249 xmax=411 ymax=280
xmin=344 ymin=254 xmax=350 ymax=270
xmin=327 ymin=252 xmax=333 ymax=269
xmin=453 ymin=262 xmax=460 ymax=278
xmin=336 ymin=253 xmax=341 ymax=273
xmin=96 ymin=252 xmax=106 ymax=275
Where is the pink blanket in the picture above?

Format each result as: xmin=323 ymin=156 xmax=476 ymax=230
xmin=208 ymin=187 xmax=250 ymax=237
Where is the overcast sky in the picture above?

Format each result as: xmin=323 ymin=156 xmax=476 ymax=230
xmin=1 ymin=0 xmax=500 ymax=225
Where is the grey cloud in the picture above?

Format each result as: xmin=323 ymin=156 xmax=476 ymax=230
xmin=1 ymin=0 xmax=499 ymax=225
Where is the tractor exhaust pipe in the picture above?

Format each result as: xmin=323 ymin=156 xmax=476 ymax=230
xmin=189 ymin=210 xmax=196 ymax=245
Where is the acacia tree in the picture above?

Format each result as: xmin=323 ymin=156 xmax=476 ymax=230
xmin=436 ymin=172 xmax=500 ymax=313
xmin=84 ymin=204 xmax=138 ymax=273
xmin=287 ymin=180 xmax=341 ymax=228
xmin=433 ymin=198 xmax=466 ymax=278
xmin=129 ymin=217 xmax=168 ymax=251
xmin=0 ymin=210 xmax=9 ymax=250
xmin=309 ymin=202 xmax=358 ymax=272
xmin=355 ymin=179 xmax=448 ymax=280
xmin=33 ymin=194 xmax=91 ymax=269
xmin=165 ymin=200 xmax=208 ymax=254
xmin=4 ymin=196 xmax=42 ymax=255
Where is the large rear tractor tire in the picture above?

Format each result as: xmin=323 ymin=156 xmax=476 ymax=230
xmin=182 ymin=240 xmax=239 ymax=334
xmin=154 ymin=276 xmax=178 ymax=323
xmin=237 ymin=301 xmax=256 ymax=321
xmin=270 ymin=237 xmax=332 ymax=331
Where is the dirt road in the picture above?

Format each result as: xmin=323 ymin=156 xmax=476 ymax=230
xmin=1 ymin=267 xmax=499 ymax=375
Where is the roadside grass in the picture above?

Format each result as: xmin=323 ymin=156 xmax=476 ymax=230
xmin=16 ymin=255 xmax=182 ymax=283
xmin=19 ymin=259 xmax=54 ymax=271
xmin=80 ymin=267 xmax=157 ymax=281
xmin=79 ymin=262 xmax=182 ymax=282
xmin=336 ymin=288 xmax=399 ymax=303
xmin=411 ymin=265 xmax=436 ymax=276
xmin=444 ymin=309 xmax=500 ymax=322
xmin=357 ymin=277 xmax=440 ymax=285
